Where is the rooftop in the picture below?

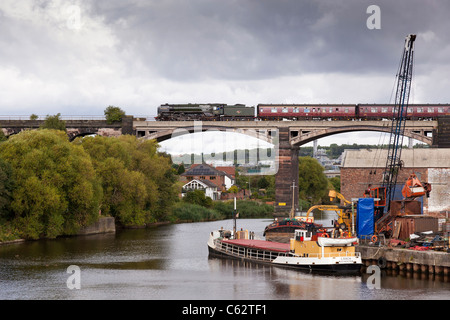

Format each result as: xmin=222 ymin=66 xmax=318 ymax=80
xmin=181 ymin=163 xmax=226 ymax=176
xmin=341 ymin=148 xmax=450 ymax=168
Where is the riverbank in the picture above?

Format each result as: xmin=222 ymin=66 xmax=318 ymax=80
xmin=0 ymin=216 xmax=117 ymax=246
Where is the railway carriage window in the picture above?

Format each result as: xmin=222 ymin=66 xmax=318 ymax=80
xmin=371 ymin=107 xmax=377 ymax=113
xmin=427 ymin=107 xmax=434 ymax=113
xmin=282 ymin=107 xmax=288 ymax=113
xmin=344 ymin=108 xmax=349 ymax=113
xmin=271 ymin=107 xmax=278 ymax=113
xmin=407 ymin=107 xmax=413 ymax=113
xmin=329 ymin=107 xmax=333 ymax=113
xmin=304 ymin=107 xmax=310 ymax=113
xmin=312 ymin=108 xmax=316 ymax=112
xmin=382 ymin=107 xmax=388 ymax=113
xmin=438 ymin=107 xmax=444 ymax=113
xmin=417 ymin=107 xmax=423 ymax=113
xmin=293 ymin=107 xmax=299 ymax=113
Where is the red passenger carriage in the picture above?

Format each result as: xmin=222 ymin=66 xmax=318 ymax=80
xmin=358 ymin=104 xmax=450 ymax=120
xmin=257 ymin=104 xmax=356 ymax=120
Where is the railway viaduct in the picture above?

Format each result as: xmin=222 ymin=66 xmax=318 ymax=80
xmin=1 ymin=116 xmax=448 ymax=216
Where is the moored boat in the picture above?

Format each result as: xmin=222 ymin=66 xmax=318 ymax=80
xmin=263 ymin=217 xmax=320 ymax=243
xmin=208 ymin=227 xmax=362 ymax=273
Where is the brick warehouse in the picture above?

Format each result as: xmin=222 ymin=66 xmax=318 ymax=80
xmin=340 ymin=148 xmax=450 ymax=217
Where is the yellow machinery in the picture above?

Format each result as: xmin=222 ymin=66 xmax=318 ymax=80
xmin=305 ymin=190 xmax=357 ymax=237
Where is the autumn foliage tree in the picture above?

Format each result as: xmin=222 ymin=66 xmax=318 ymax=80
xmin=0 ymin=130 xmax=102 ymax=239
xmin=0 ymin=129 xmax=179 ymax=239
xmin=77 ymin=135 xmax=178 ymax=226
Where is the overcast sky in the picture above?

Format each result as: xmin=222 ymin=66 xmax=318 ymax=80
xmin=1 ymin=0 xmax=449 ymax=149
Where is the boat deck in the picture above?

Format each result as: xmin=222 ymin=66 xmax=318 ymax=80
xmin=222 ymin=239 xmax=290 ymax=253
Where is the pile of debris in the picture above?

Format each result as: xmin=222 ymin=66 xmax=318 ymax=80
xmin=388 ymin=231 xmax=449 ymax=252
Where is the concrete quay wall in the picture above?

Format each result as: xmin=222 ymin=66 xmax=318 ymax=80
xmin=77 ymin=217 xmax=116 ymax=235
xmin=357 ymin=245 xmax=450 ymax=274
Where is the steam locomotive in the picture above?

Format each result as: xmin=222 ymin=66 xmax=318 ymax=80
xmin=156 ymin=103 xmax=450 ymax=121
xmin=156 ymin=103 xmax=255 ymax=121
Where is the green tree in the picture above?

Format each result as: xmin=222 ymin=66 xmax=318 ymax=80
xmin=177 ymin=163 xmax=185 ymax=175
xmin=78 ymin=135 xmax=178 ymax=225
xmin=0 ymin=156 xmax=15 ymax=218
xmin=257 ymin=176 xmax=270 ymax=189
xmin=104 ymin=106 xmax=126 ymax=124
xmin=40 ymin=113 xmax=66 ymax=132
xmin=329 ymin=176 xmax=341 ymax=193
xmin=298 ymin=156 xmax=329 ymax=205
xmin=183 ymin=189 xmax=213 ymax=208
xmin=0 ymin=130 xmax=102 ymax=239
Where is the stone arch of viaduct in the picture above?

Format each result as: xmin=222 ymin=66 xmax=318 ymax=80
xmin=135 ymin=120 xmax=437 ymax=216
xmin=141 ymin=123 xmax=434 ymax=147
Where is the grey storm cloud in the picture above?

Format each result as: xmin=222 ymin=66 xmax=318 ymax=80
xmin=0 ymin=0 xmax=449 ymax=116
xmin=88 ymin=0 xmax=450 ymax=81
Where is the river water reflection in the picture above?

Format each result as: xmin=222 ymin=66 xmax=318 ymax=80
xmin=0 ymin=219 xmax=449 ymax=300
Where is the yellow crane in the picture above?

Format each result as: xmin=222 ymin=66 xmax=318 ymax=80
xmin=304 ymin=190 xmax=357 ymax=237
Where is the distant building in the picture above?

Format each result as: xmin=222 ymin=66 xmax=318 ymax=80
xmin=180 ymin=163 xmax=235 ymax=192
xmin=182 ymin=179 xmax=220 ymax=200
xmin=340 ymin=148 xmax=450 ymax=217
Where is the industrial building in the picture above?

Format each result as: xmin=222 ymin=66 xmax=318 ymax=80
xmin=340 ymin=148 xmax=450 ymax=217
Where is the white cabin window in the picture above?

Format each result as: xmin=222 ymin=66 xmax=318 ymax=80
xmin=295 ymin=230 xmax=311 ymax=241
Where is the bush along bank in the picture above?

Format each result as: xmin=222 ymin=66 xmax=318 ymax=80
xmin=169 ymin=199 xmax=274 ymax=223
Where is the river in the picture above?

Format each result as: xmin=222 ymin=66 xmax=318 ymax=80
xmin=0 ymin=218 xmax=449 ymax=300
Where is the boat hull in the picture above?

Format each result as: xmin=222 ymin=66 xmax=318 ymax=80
xmin=207 ymin=236 xmax=362 ymax=274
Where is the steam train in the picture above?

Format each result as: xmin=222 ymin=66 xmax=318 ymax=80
xmin=156 ymin=103 xmax=450 ymax=121
xmin=156 ymin=103 xmax=255 ymax=121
